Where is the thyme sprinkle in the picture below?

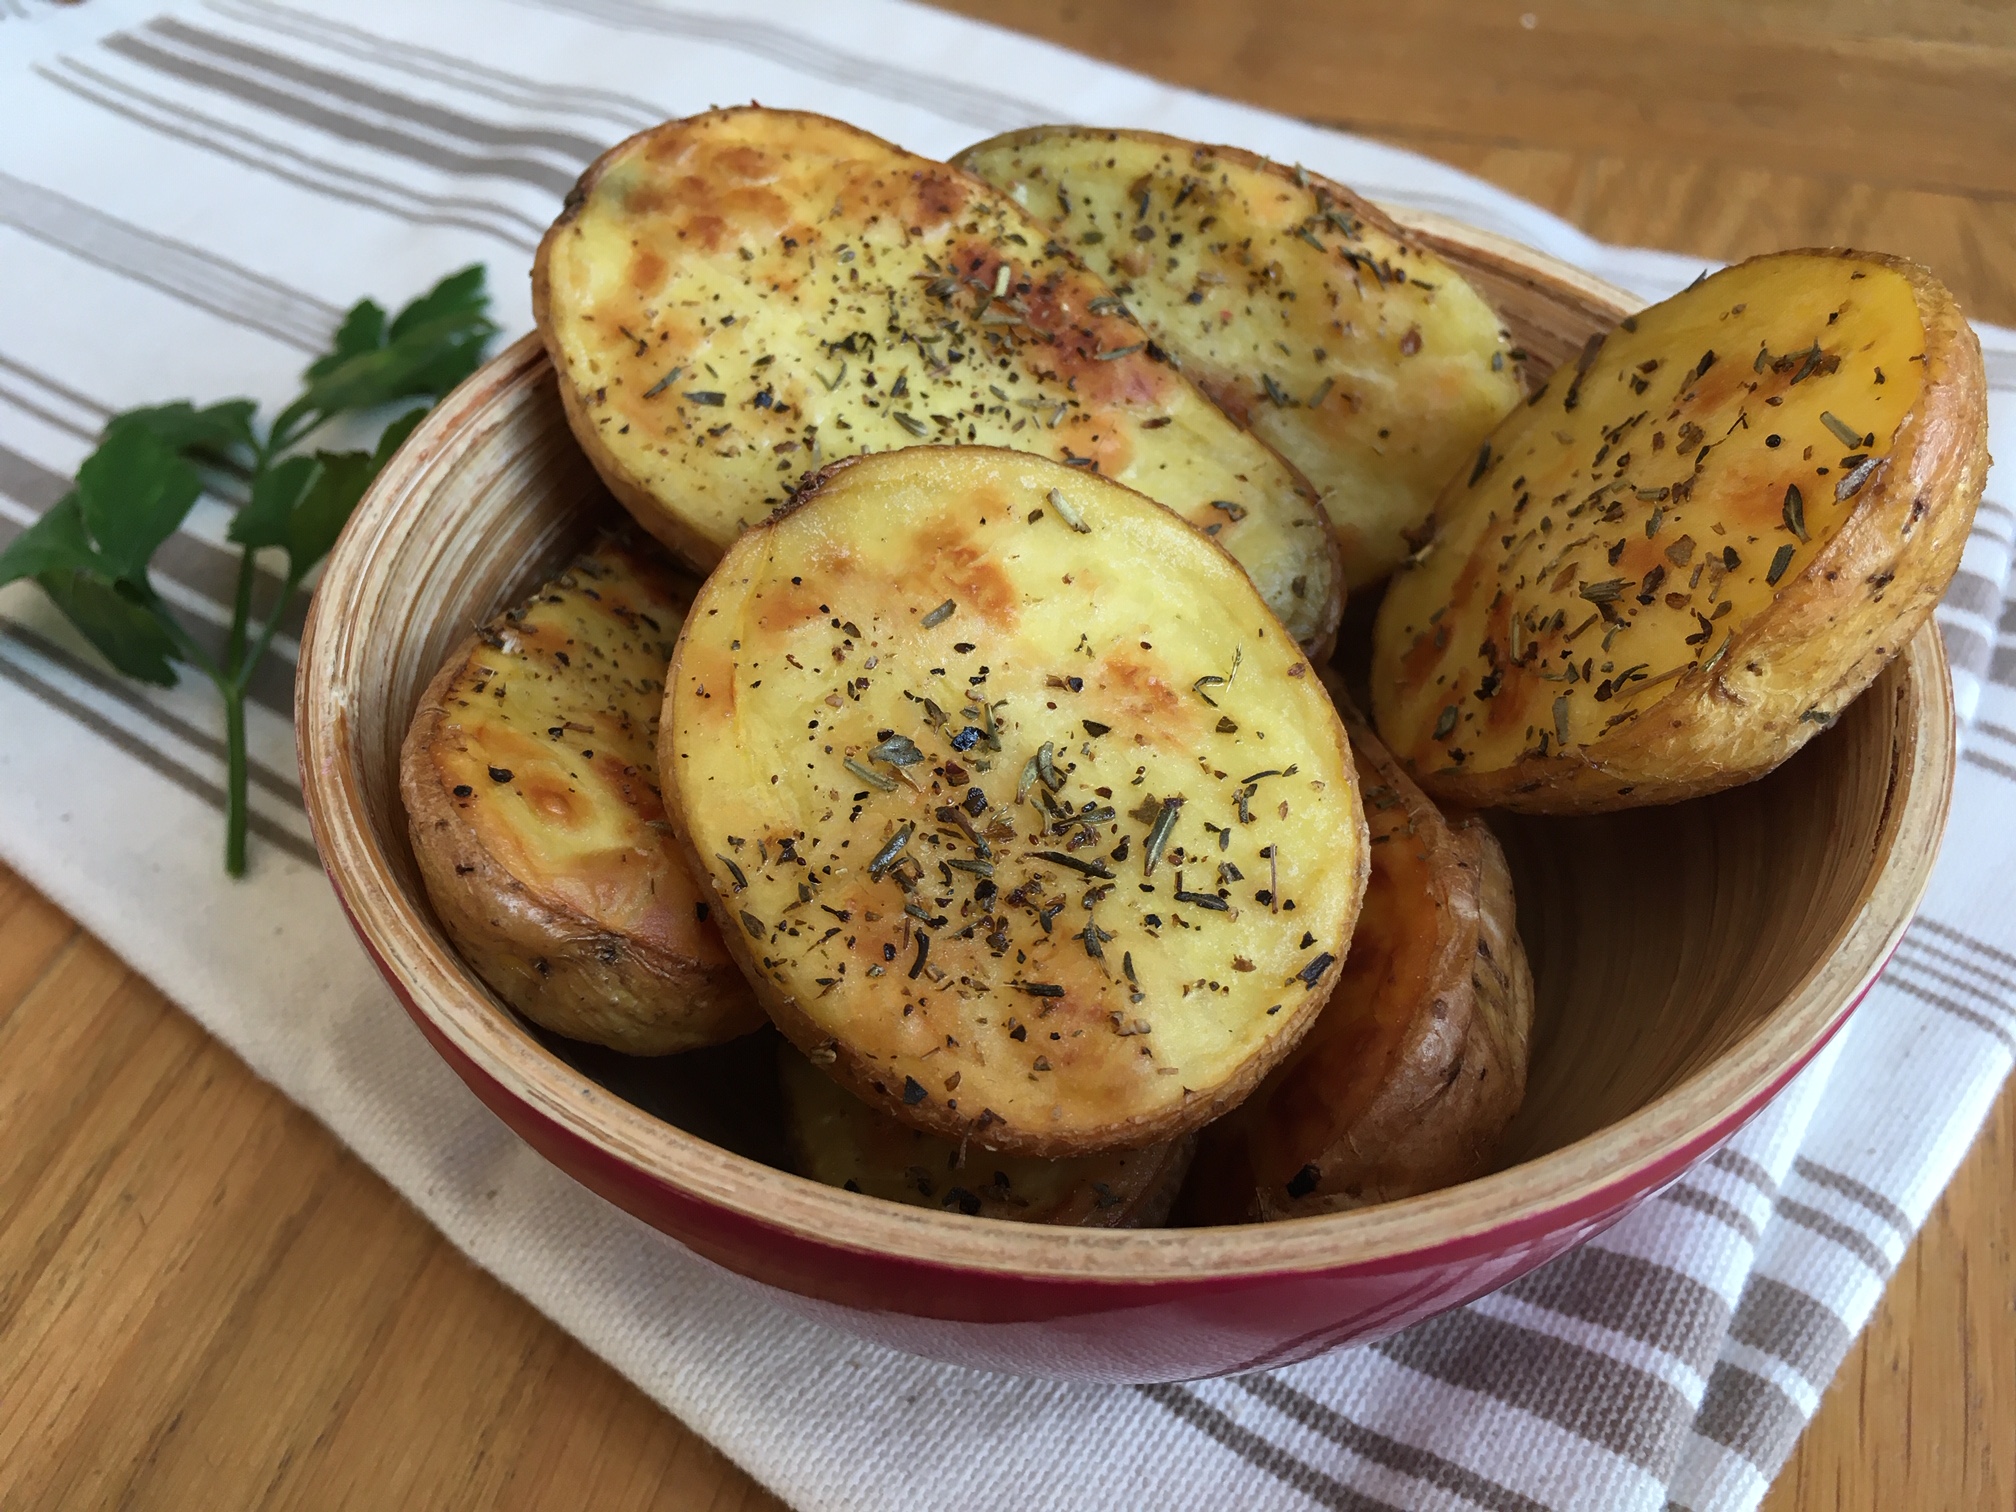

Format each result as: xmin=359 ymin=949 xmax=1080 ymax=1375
xmin=1174 ymin=890 xmax=1229 ymax=911
xmin=868 ymin=734 xmax=925 ymax=766
xmin=1766 ymin=542 xmax=1797 ymax=586
xmin=1819 ymin=410 xmax=1865 ymax=448
xmin=716 ymin=854 xmax=748 ymax=891
xmin=868 ymin=821 xmax=916 ymax=878
xmin=1782 ymin=484 xmax=1808 ymax=542
xmin=1033 ymin=849 xmax=1114 ymax=879
xmin=1046 ymin=488 xmax=1090 ymax=533
xmin=1143 ymin=796 xmax=1185 ymax=875
xmin=909 ymin=933 xmax=930 ymax=980
xmin=922 ymin=598 xmax=957 ymax=628
xmin=844 ymin=757 xmax=898 ymax=791
xmin=642 ymin=365 xmax=683 ymax=397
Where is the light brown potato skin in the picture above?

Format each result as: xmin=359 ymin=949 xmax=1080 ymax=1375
xmin=956 ymin=127 xmax=1525 ymax=589
xmin=1182 ymin=706 xmax=1533 ymax=1222
xmin=531 ymin=106 xmax=1342 ymax=650
xmin=401 ymin=533 xmax=763 ymax=1055
xmin=778 ymin=1043 xmax=1193 ymax=1226
xmin=659 ymin=446 xmax=1368 ymax=1158
xmin=1372 ymin=249 xmax=1988 ymax=812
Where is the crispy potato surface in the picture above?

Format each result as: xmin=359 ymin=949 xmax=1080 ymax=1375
xmin=533 ymin=107 xmax=1341 ymax=648
xmin=401 ymin=533 xmax=762 ymax=1054
xmin=956 ymin=127 xmax=1524 ymax=589
xmin=1372 ymin=250 xmax=1987 ymax=810
xmin=1183 ymin=704 xmax=1532 ymax=1222
xmin=662 ymin=447 xmax=1366 ymax=1157
xmin=779 ymin=1043 xmax=1192 ymax=1225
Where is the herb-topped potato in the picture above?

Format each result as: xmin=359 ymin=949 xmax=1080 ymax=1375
xmin=401 ymin=532 xmax=763 ymax=1055
xmin=532 ymin=107 xmax=1341 ymax=650
xmin=1182 ymin=700 xmax=1532 ymax=1222
xmin=661 ymin=446 xmax=1367 ymax=1157
xmin=955 ymin=127 xmax=1525 ymax=589
xmin=1372 ymin=250 xmax=1987 ymax=811
xmin=779 ymin=1042 xmax=1193 ymax=1225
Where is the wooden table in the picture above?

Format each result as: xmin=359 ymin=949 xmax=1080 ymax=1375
xmin=3 ymin=3 xmax=2011 ymax=1507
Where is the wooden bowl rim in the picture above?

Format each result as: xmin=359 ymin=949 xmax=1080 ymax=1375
xmin=298 ymin=223 xmax=1956 ymax=1284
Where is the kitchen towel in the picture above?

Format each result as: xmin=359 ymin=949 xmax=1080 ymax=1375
xmin=2 ymin=2 xmax=2012 ymax=1508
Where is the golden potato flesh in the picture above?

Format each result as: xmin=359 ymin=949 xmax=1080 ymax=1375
xmin=1373 ymin=250 xmax=1987 ymax=811
xmin=956 ymin=128 xmax=1524 ymax=589
xmin=778 ymin=1043 xmax=1192 ymax=1225
xmin=1183 ymin=706 xmax=1531 ymax=1222
xmin=400 ymin=533 xmax=762 ymax=1054
xmin=662 ymin=447 xmax=1367 ymax=1157
xmin=533 ymin=107 xmax=1341 ymax=649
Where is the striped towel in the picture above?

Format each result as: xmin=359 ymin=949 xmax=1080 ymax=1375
xmin=2 ymin=2 xmax=2012 ymax=1508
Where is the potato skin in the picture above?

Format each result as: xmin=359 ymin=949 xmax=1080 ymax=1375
xmin=659 ymin=446 xmax=1367 ymax=1158
xmin=531 ymin=106 xmax=1342 ymax=650
xmin=1183 ymin=707 xmax=1533 ymax=1222
xmin=401 ymin=533 xmax=763 ymax=1055
xmin=1372 ymin=249 xmax=1988 ymax=812
xmin=957 ymin=127 xmax=1524 ymax=589
xmin=778 ymin=1043 xmax=1193 ymax=1226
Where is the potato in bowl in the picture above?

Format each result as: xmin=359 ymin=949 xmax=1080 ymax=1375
xmin=1373 ymin=249 xmax=1987 ymax=811
xmin=401 ymin=531 xmax=763 ymax=1055
xmin=533 ymin=106 xmax=1342 ymax=650
xmin=659 ymin=445 xmax=1368 ymax=1158
xmin=779 ymin=1041 xmax=1193 ymax=1226
xmin=956 ymin=126 xmax=1525 ymax=590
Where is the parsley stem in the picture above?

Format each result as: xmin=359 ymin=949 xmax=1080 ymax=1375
xmin=225 ymin=550 xmax=255 ymax=679
xmin=222 ymin=683 xmax=248 ymax=877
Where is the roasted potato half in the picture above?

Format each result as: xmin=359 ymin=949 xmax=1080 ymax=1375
xmin=661 ymin=446 xmax=1367 ymax=1158
xmin=1372 ymin=250 xmax=1987 ymax=811
xmin=779 ymin=1043 xmax=1193 ymax=1225
xmin=956 ymin=127 xmax=1524 ymax=589
xmin=1182 ymin=701 xmax=1532 ymax=1223
xmin=532 ymin=106 xmax=1341 ymax=649
xmin=401 ymin=532 xmax=763 ymax=1055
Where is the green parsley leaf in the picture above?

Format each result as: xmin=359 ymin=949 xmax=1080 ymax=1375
xmin=105 ymin=399 xmax=257 ymax=461
xmin=279 ymin=265 xmax=494 ymax=434
xmin=37 ymin=569 xmax=181 ymax=685
xmin=0 ymin=494 xmax=103 ymax=586
xmin=284 ymin=448 xmax=376 ymax=570
xmin=75 ymin=425 xmax=202 ymax=582
xmin=306 ymin=300 xmax=388 ymax=382
xmin=228 ymin=452 xmax=320 ymax=553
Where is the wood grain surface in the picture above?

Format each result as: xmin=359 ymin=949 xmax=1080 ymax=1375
xmin=2 ymin=2 xmax=2011 ymax=1507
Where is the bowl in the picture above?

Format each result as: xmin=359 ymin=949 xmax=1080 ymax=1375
xmin=296 ymin=212 xmax=1954 ymax=1384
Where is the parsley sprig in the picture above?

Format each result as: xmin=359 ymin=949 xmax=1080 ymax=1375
xmin=0 ymin=265 xmax=496 ymax=875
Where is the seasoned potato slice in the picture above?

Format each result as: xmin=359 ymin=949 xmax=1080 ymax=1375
xmin=662 ymin=447 xmax=1366 ymax=1157
xmin=1182 ymin=702 xmax=1532 ymax=1222
xmin=401 ymin=533 xmax=762 ymax=1055
xmin=1373 ymin=250 xmax=1987 ymax=810
xmin=779 ymin=1043 xmax=1192 ymax=1225
xmin=956 ymin=127 xmax=1524 ymax=589
xmin=533 ymin=107 xmax=1342 ymax=648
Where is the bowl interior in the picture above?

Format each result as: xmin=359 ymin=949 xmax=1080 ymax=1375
xmin=304 ymin=223 xmax=1950 ymax=1267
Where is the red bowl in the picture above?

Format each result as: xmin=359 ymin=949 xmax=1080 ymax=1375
xmin=296 ymin=215 xmax=1953 ymax=1383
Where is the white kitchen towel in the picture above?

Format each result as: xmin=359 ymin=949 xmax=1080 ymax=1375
xmin=2 ymin=3 xmax=2012 ymax=1509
